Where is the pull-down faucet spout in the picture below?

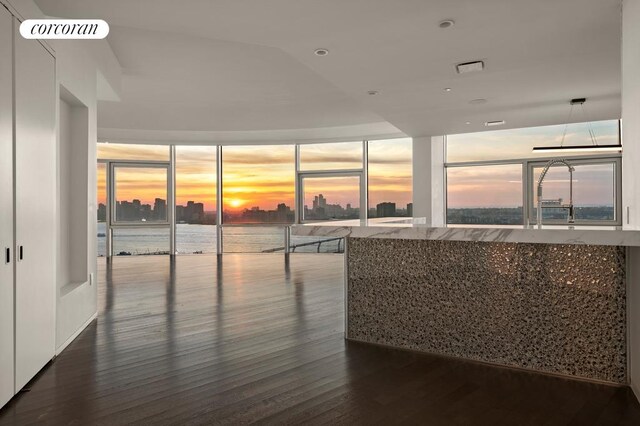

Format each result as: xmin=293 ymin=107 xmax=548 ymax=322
xmin=536 ymin=159 xmax=575 ymax=229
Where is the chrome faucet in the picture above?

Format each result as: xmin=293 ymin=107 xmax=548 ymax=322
xmin=536 ymin=159 xmax=575 ymax=228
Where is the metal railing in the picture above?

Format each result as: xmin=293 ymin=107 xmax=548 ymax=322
xmin=100 ymin=223 xmax=345 ymax=256
xmin=262 ymin=237 xmax=344 ymax=253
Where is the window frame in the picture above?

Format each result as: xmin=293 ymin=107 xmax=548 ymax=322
xmin=444 ymin=153 xmax=622 ymax=227
xmin=444 ymin=161 xmax=525 ymax=226
xmin=109 ymin=160 xmax=172 ymax=227
xmin=97 ymin=137 xmax=412 ymax=256
xmin=297 ymin=170 xmax=366 ymax=223
xmin=526 ymin=156 xmax=621 ymax=226
xmin=220 ymin=144 xmax=296 ymax=225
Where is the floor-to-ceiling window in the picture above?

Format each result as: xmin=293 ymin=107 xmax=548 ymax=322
xmin=97 ymin=162 xmax=107 ymax=256
xmin=111 ymin=164 xmax=170 ymax=255
xmin=96 ymin=137 xmax=413 ymax=256
xmin=97 ymin=143 xmax=171 ymax=256
xmin=298 ymin=141 xmax=364 ymax=223
xmin=175 ymin=146 xmax=217 ymax=254
xmin=445 ymin=120 xmax=621 ymax=226
xmin=221 ymin=145 xmax=295 ymax=252
xmin=367 ymin=138 xmax=413 ymax=218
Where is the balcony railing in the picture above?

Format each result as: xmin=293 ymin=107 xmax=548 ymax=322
xmin=99 ymin=223 xmax=345 ymax=256
xmin=262 ymin=236 xmax=344 ymax=253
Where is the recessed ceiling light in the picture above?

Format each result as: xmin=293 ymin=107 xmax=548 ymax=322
xmin=439 ymin=19 xmax=455 ymax=29
xmin=465 ymin=121 xmax=471 ymax=125
xmin=444 ymin=87 xmax=452 ymax=92
xmin=456 ymin=60 xmax=485 ymax=74
xmin=367 ymin=90 xmax=379 ymax=96
xmin=485 ymin=120 xmax=505 ymax=127
xmin=314 ymin=48 xmax=329 ymax=56
xmin=469 ymin=98 xmax=487 ymax=105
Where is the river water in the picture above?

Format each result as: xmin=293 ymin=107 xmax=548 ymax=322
xmin=97 ymin=222 xmax=341 ymax=256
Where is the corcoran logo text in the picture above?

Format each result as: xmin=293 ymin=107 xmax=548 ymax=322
xmin=20 ymin=19 xmax=109 ymax=39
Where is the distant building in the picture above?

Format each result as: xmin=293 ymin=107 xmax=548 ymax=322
xmin=238 ymin=203 xmax=294 ymax=223
xmin=185 ymin=201 xmax=204 ymax=223
xmin=176 ymin=205 xmax=185 ymax=222
xmin=154 ymin=198 xmax=167 ymax=220
xmin=313 ymin=194 xmax=327 ymax=211
xmin=305 ymin=194 xmax=358 ymax=220
xmin=377 ymin=202 xmax=396 ymax=217
xmin=97 ymin=203 xmax=106 ymax=221
xmin=407 ymin=203 xmax=413 ymax=217
xmin=318 ymin=194 xmax=326 ymax=209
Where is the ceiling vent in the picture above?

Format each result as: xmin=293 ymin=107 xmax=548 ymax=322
xmin=456 ymin=60 xmax=484 ymax=74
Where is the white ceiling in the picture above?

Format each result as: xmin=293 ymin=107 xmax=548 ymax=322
xmin=35 ymin=0 xmax=622 ymax=142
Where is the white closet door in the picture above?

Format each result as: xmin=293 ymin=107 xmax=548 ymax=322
xmin=0 ymin=8 xmax=14 ymax=408
xmin=14 ymin=20 xmax=56 ymax=391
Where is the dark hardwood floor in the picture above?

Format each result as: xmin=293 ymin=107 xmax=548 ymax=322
xmin=1 ymin=253 xmax=640 ymax=425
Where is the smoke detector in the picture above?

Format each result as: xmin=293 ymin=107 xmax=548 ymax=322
xmin=456 ymin=60 xmax=485 ymax=74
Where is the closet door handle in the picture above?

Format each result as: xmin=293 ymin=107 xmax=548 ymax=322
xmin=18 ymin=245 xmax=23 ymax=262
xmin=4 ymin=247 xmax=9 ymax=264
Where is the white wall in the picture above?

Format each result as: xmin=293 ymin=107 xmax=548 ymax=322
xmin=57 ymin=92 xmax=92 ymax=352
xmin=623 ymin=0 xmax=640 ymax=231
xmin=623 ymin=0 xmax=640 ymax=399
xmin=53 ymin=39 xmax=100 ymax=353
xmin=412 ymin=136 xmax=445 ymax=226
xmin=58 ymin=99 xmax=72 ymax=290
xmin=5 ymin=0 xmax=121 ymax=353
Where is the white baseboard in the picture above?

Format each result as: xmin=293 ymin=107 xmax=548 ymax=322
xmin=55 ymin=312 xmax=97 ymax=356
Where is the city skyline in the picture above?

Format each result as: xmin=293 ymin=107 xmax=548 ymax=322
xmin=98 ymin=127 xmax=618 ymax=213
xmin=97 ymin=140 xmax=413 ymax=213
xmin=99 ymin=193 xmax=412 ymax=224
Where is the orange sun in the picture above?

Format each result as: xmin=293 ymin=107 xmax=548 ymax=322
xmin=228 ymin=199 xmax=244 ymax=208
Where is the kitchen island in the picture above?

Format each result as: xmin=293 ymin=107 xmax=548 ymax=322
xmin=293 ymin=219 xmax=640 ymax=384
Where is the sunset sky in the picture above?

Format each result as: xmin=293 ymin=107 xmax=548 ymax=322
xmin=176 ymin=146 xmax=216 ymax=210
xmin=97 ymin=138 xmax=412 ymax=212
xmin=447 ymin=120 xmax=619 ymax=163
xmin=446 ymin=162 xmax=615 ymax=208
xmin=446 ymin=120 xmax=619 ymax=208
xmin=222 ymin=145 xmax=295 ymax=212
xmin=97 ymin=120 xmax=617 ymax=214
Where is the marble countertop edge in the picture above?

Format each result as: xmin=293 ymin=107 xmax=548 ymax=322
xmin=291 ymin=223 xmax=640 ymax=247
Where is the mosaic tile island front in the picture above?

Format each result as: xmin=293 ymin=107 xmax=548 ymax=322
xmin=346 ymin=238 xmax=627 ymax=383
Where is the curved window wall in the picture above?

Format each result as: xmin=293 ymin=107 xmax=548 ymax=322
xmin=97 ymin=138 xmax=413 ymax=255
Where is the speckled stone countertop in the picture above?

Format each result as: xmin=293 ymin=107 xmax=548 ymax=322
xmin=292 ymin=218 xmax=640 ymax=247
xmin=345 ymin=238 xmax=627 ymax=383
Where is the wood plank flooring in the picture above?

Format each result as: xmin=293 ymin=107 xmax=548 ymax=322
xmin=1 ymin=253 xmax=640 ymax=425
